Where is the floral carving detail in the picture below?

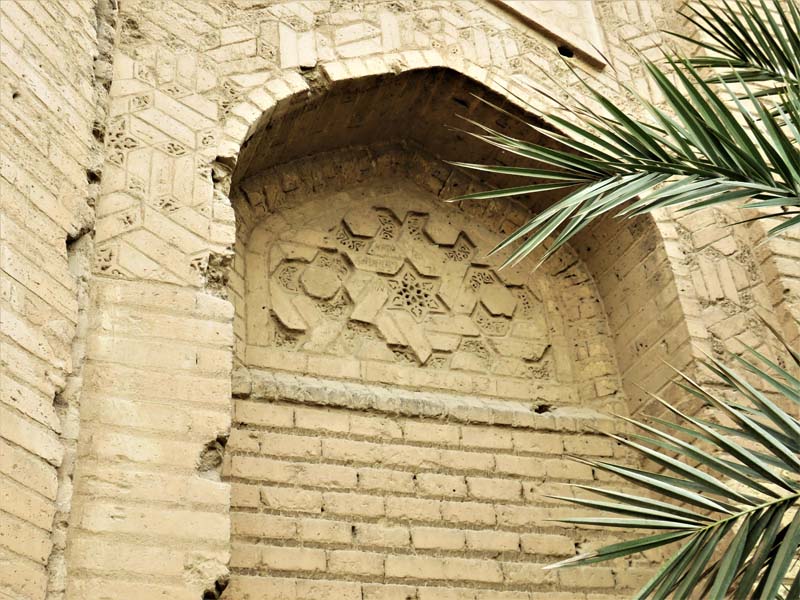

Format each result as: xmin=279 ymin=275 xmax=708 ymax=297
xmin=387 ymin=264 xmax=445 ymax=321
xmin=404 ymin=213 xmax=427 ymax=242
xmin=445 ymin=236 xmax=473 ymax=261
xmin=469 ymin=269 xmax=495 ymax=291
xmin=376 ymin=210 xmax=399 ymax=240
xmin=276 ymin=264 xmax=301 ymax=292
xmin=336 ymin=226 xmax=366 ymax=251
xmin=474 ymin=303 xmax=511 ymax=335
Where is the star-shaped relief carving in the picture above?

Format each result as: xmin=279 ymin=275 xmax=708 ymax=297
xmin=387 ymin=263 xmax=446 ymax=322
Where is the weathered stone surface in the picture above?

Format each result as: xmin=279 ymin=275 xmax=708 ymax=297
xmin=4 ymin=1 xmax=798 ymax=600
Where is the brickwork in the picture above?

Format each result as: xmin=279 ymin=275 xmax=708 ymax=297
xmin=225 ymin=377 xmax=653 ymax=599
xmin=0 ymin=1 xmax=114 ymax=599
xmin=2 ymin=1 xmax=800 ymax=599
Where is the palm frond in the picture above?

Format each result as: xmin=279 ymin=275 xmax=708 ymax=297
xmin=676 ymin=0 xmax=800 ymax=104
xmin=450 ymin=0 xmax=800 ymax=266
xmin=546 ymin=345 xmax=800 ymax=598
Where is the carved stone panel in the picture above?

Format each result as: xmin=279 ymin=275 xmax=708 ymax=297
xmin=243 ymin=179 xmax=573 ymax=401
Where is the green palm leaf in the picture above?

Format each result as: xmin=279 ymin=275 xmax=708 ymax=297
xmin=545 ymin=344 xmax=800 ymax=597
xmin=452 ymin=1 xmax=800 ymax=595
xmin=677 ymin=0 xmax=800 ymax=103
xmin=450 ymin=0 xmax=800 ymax=265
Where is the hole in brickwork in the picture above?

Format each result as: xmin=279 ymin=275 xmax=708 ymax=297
xmin=198 ymin=435 xmax=228 ymax=477
xmin=86 ymin=168 xmax=101 ymax=184
xmin=533 ymin=403 xmax=553 ymax=414
xmin=11 ymin=91 xmax=20 ymax=100
xmin=202 ymin=575 xmax=229 ymax=600
xmin=557 ymin=45 xmax=575 ymax=58
xmin=92 ymin=120 xmax=105 ymax=142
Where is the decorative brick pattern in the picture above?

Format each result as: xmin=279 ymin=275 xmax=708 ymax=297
xmin=225 ymin=388 xmax=652 ymax=598
xmin=231 ymin=146 xmax=628 ymax=413
xmin=0 ymin=1 xmax=114 ymax=599
xmin=3 ymin=1 xmax=799 ymax=600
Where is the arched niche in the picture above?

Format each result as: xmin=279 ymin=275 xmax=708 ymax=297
xmin=226 ymin=66 xmax=693 ymax=416
xmin=219 ymin=64 xmax=694 ymax=600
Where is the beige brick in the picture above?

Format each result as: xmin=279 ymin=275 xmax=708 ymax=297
xmin=502 ymin=562 xmax=555 ymax=585
xmin=302 ymin=462 xmax=359 ymax=488
xmin=496 ymin=505 xmax=546 ymax=529
xmin=0 ymin=512 xmax=52 ymax=563
xmin=232 ymin=455 xmax=299 ymax=483
xmin=328 ymin=549 xmax=385 ymax=576
xmin=441 ymin=501 xmax=496 ymax=526
xmin=350 ymin=413 xmax=403 ymax=438
xmin=411 ymin=526 xmax=466 ymax=550
xmin=232 ymin=483 xmax=261 ymax=508
xmin=298 ymin=518 xmax=352 ymax=544
xmin=258 ymin=432 xmax=321 ymax=458
xmin=0 ymin=405 xmax=62 ymax=466
xmin=262 ymin=546 xmax=326 ymax=572
xmin=358 ymin=467 xmax=415 ymax=493
xmin=495 ymin=455 xmax=545 ymax=478
xmin=385 ymin=555 xmax=445 ymax=580
xmin=476 ymin=591 xmax=530 ymax=600
xmin=231 ymin=543 xmax=261 ymax=568
xmin=232 ymin=513 xmax=297 ymax=539
xmin=558 ymin=566 xmax=615 ymax=588
xmin=296 ymin=579 xmax=362 ymax=600
xmin=80 ymin=503 xmax=228 ymax=542
xmin=512 ymin=431 xmax=564 ymax=454
xmin=614 ymin=566 xmax=657 ymax=589
xmin=295 ymin=407 xmax=349 ymax=432
xmin=520 ymin=533 xmax=574 ymax=556
xmin=386 ymin=496 xmax=441 ymax=522
xmin=467 ymin=476 xmax=521 ymax=501
xmin=0 ymin=439 xmax=57 ymax=500
xmin=324 ymin=492 xmax=384 ymax=518
xmin=363 ymin=583 xmax=418 ymax=600
xmin=228 ymin=429 xmax=260 ymax=452
xmin=355 ymin=523 xmax=410 ymax=548
xmin=236 ymin=398 xmax=294 ymax=428
xmin=544 ymin=459 xmax=595 ymax=480
xmin=403 ymin=420 xmax=460 ymax=444
xmin=439 ymin=448 xmax=495 ymax=471
xmin=386 ymin=555 xmax=503 ymax=583
xmin=416 ymin=473 xmax=467 ymax=498
xmin=0 ymin=546 xmax=47 ymax=599
xmin=417 ymin=588 xmax=476 ymax=600
xmin=465 ymin=530 xmax=519 ymax=552
xmin=322 ymin=438 xmax=384 ymax=463
xmin=68 ymin=579 xmax=199 ymax=600
xmin=0 ymin=475 xmax=55 ymax=530
xmin=460 ymin=425 xmax=513 ymax=449
xmin=261 ymin=486 xmax=323 ymax=513
xmin=384 ymin=444 xmax=442 ymax=470
xmin=69 ymin=538 xmax=183 ymax=576
xmin=224 ymin=575 xmax=296 ymax=599
xmin=563 ymin=436 xmax=615 ymax=457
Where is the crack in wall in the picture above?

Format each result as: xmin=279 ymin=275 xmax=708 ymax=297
xmin=44 ymin=1 xmax=118 ymax=597
xmin=46 ymin=232 xmax=93 ymax=599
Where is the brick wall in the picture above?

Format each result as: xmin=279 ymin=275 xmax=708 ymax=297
xmin=3 ymin=1 xmax=798 ymax=599
xmin=225 ymin=374 xmax=653 ymax=599
xmin=0 ymin=1 xmax=112 ymax=598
